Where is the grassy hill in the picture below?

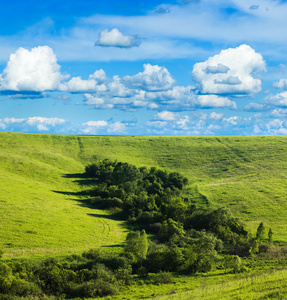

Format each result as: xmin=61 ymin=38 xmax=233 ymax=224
xmin=1 ymin=133 xmax=287 ymax=259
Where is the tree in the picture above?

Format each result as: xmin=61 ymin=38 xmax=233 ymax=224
xmin=256 ymin=222 xmax=266 ymax=241
xmin=124 ymin=230 xmax=148 ymax=265
xmin=158 ymin=218 xmax=185 ymax=243
xmin=268 ymin=228 xmax=273 ymax=244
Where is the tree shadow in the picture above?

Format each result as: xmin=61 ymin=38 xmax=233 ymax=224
xmin=53 ymin=172 xmax=131 ymax=232
xmin=53 ymin=190 xmax=90 ymax=197
xmin=87 ymin=213 xmax=126 ymax=222
xmin=62 ymin=173 xmax=96 ymax=186
xmin=62 ymin=173 xmax=86 ymax=179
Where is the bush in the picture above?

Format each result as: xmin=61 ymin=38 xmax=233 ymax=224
xmin=72 ymin=279 xmax=119 ymax=298
xmin=82 ymin=248 xmax=101 ymax=260
xmin=224 ymin=255 xmax=242 ymax=273
xmin=153 ymin=272 xmax=174 ymax=284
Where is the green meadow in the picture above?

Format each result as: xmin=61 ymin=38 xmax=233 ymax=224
xmin=2 ymin=133 xmax=287 ymax=298
xmin=1 ymin=133 xmax=287 ymax=258
xmin=104 ymin=269 xmax=287 ymax=300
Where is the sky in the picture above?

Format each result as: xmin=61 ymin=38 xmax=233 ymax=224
xmin=1 ymin=0 xmax=287 ymax=135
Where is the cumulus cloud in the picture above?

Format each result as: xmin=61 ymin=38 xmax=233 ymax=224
xmin=270 ymin=108 xmax=287 ymax=118
xmin=3 ymin=117 xmax=25 ymax=124
xmin=123 ymin=64 xmax=175 ymax=91
xmin=194 ymin=95 xmax=237 ymax=109
xmin=59 ymin=70 xmax=107 ymax=93
xmin=273 ymin=79 xmax=287 ymax=90
xmin=0 ymin=117 xmax=67 ymax=133
xmin=209 ymin=112 xmax=224 ymax=120
xmin=147 ymin=111 xmax=190 ymax=134
xmin=83 ymin=120 xmax=108 ymax=127
xmin=266 ymin=119 xmax=287 ymax=135
xmin=95 ymin=28 xmax=140 ymax=48
xmin=154 ymin=111 xmax=178 ymax=121
xmin=176 ymin=116 xmax=189 ymax=129
xmin=107 ymin=122 xmax=127 ymax=133
xmin=82 ymin=120 xmax=108 ymax=134
xmin=265 ymin=91 xmax=287 ymax=107
xmin=0 ymin=46 xmax=63 ymax=92
xmin=27 ymin=117 xmax=65 ymax=131
xmin=192 ymin=44 xmax=266 ymax=96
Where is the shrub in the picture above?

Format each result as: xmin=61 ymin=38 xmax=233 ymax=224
xmin=82 ymin=248 xmax=101 ymax=260
xmin=153 ymin=272 xmax=174 ymax=284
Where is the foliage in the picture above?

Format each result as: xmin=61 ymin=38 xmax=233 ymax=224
xmin=83 ymin=159 xmax=255 ymax=277
xmin=124 ymin=230 xmax=148 ymax=264
xmin=256 ymin=222 xmax=266 ymax=241
xmin=153 ymin=271 xmax=174 ymax=284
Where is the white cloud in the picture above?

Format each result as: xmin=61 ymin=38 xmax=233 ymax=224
xmin=3 ymin=117 xmax=25 ymax=124
xmin=210 ymin=112 xmax=224 ymax=120
xmin=59 ymin=77 xmax=107 ymax=93
xmin=192 ymin=44 xmax=266 ymax=95
xmin=194 ymin=95 xmax=237 ymax=109
xmin=95 ymin=28 xmax=140 ymax=48
xmin=273 ymin=79 xmax=287 ymax=90
xmin=148 ymin=112 xmax=190 ymax=133
xmin=244 ymin=103 xmax=267 ymax=111
xmin=59 ymin=69 xmax=107 ymax=93
xmin=0 ymin=46 xmax=63 ymax=92
xmin=82 ymin=120 xmax=108 ymax=134
xmin=265 ymin=91 xmax=287 ymax=107
xmin=146 ymin=121 xmax=168 ymax=128
xmin=83 ymin=120 xmax=108 ymax=127
xmin=27 ymin=117 xmax=65 ymax=126
xmin=223 ymin=116 xmax=239 ymax=125
xmin=176 ymin=116 xmax=189 ymax=129
xmin=83 ymin=94 xmax=114 ymax=109
xmin=154 ymin=111 xmax=178 ymax=121
xmin=27 ymin=117 xmax=65 ymax=131
xmin=270 ymin=108 xmax=287 ymax=118
xmin=0 ymin=116 xmax=68 ymax=133
xmin=123 ymin=64 xmax=175 ymax=91
xmin=107 ymin=122 xmax=127 ymax=133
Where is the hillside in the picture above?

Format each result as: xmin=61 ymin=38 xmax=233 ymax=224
xmin=0 ymin=133 xmax=287 ymax=258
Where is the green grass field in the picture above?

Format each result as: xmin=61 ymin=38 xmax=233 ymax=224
xmin=101 ymin=268 xmax=287 ymax=300
xmin=1 ymin=133 xmax=287 ymax=260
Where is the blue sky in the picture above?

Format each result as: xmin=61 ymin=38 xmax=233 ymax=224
xmin=1 ymin=0 xmax=287 ymax=135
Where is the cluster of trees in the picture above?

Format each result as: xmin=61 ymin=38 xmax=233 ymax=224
xmin=0 ymin=250 xmax=134 ymax=298
xmin=84 ymin=159 xmax=266 ymax=274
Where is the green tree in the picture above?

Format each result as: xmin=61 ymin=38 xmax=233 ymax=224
xmin=268 ymin=228 xmax=273 ymax=244
xmin=224 ymin=255 xmax=242 ymax=273
xmin=158 ymin=218 xmax=185 ymax=243
xmin=256 ymin=222 xmax=266 ymax=241
xmin=124 ymin=230 xmax=148 ymax=265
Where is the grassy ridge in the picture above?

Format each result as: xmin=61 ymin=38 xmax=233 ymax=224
xmin=1 ymin=133 xmax=287 ymax=258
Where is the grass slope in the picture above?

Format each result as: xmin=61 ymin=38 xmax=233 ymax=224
xmin=1 ymin=133 xmax=287 ymax=258
xmin=105 ymin=269 xmax=287 ymax=300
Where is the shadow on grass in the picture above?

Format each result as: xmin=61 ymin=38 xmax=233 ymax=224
xmin=53 ymin=190 xmax=90 ymax=197
xmin=62 ymin=173 xmax=96 ymax=186
xmin=53 ymin=172 xmax=131 ymax=233
xmin=87 ymin=212 xmax=127 ymax=222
